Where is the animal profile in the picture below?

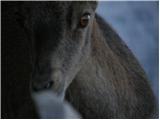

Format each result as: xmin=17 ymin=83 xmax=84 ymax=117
xmin=2 ymin=1 xmax=158 ymax=118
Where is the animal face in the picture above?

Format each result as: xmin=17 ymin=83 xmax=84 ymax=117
xmin=17 ymin=2 xmax=97 ymax=98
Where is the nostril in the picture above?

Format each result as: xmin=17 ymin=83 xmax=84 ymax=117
xmin=44 ymin=81 xmax=54 ymax=89
xmin=32 ymin=81 xmax=54 ymax=92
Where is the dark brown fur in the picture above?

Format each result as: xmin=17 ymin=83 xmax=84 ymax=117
xmin=2 ymin=1 xmax=158 ymax=118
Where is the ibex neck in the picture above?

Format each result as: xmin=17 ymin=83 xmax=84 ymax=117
xmin=70 ymin=15 xmax=156 ymax=118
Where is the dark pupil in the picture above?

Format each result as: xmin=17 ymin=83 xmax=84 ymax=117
xmin=80 ymin=15 xmax=90 ymax=27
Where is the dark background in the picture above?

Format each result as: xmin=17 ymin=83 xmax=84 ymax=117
xmin=2 ymin=3 xmax=37 ymax=118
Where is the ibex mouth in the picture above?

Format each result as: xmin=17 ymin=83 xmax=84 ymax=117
xmin=31 ymin=81 xmax=65 ymax=101
xmin=30 ymin=68 xmax=66 ymax=100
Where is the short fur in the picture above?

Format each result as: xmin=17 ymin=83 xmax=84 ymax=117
xmin=2 ymin=1 xmax=158 ymax=118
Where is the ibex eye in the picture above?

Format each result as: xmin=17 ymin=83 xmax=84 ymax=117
xmin=80 ymin=13 xmax=91 ymax=28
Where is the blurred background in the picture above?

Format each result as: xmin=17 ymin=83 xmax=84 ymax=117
xmin=97 ymin=1 xmax=159 ymax=101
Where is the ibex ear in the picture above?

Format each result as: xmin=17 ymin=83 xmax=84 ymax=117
xmin=88 ymin=1 xmax=98 ymax=11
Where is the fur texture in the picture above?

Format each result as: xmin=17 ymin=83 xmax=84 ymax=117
xmin=2 ymin=1 xmax=157 ymax=118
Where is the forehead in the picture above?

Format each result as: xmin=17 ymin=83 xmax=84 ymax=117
xmin=19 ymin=2 xmax=71 ymax=30
xmin=22 ymin=2 xmax=70 ymax=18
xmin=22 ymin=2 xmax=93 ymax=16
xmin=20 ymin=2 xmax=96 ymax=29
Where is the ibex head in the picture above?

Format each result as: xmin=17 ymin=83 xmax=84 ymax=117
xmin=16 ymin=2 xmax=97 ymax=98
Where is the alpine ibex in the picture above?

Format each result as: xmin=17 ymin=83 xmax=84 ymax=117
xmin=2 ymin=1 xmax=157 ymax=118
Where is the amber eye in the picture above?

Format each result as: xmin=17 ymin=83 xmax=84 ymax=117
xmin=79 ymin=13 xmax=91 ymax=28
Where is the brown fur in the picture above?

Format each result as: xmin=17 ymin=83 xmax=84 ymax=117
xmin=2 ymin=1 xmax=157 ymax=118
xmin=66 ymin=15 xmax=157 ymax=118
